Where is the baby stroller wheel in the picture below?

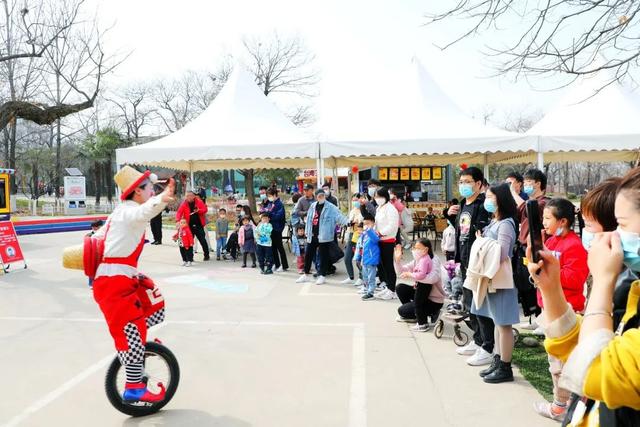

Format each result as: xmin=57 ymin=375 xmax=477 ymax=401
xmin=433 ymin=319 xmax=444 ymax=339
xmin=512 ymin=327 xmax=520 ymax=341
xmin=453 ymin=326 xmax=469 ymax=347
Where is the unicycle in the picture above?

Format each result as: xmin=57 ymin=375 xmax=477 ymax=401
xmin=104 ymin=341 xmax=180 ymax=417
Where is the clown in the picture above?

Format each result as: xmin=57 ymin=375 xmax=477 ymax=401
xmin=91 ymin=166 xmax=175 ymax=403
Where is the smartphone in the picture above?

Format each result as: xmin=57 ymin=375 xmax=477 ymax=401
xmin=526 ymin=199 xmax=544 ymax=263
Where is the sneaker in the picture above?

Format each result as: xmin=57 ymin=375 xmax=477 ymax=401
xmin=315 ymin=276 xmax=326 ymax=285
xmin=203 ymin=256 xmax=210 ymax=261
xmin=216 ymin=256 xmax=221 ymax=261
xmin=411 ymin=323 xmax=430 ymax=332
xmin=182 ymin=262 xmax=187 ymax=266
xmin=479 ymin=354 xmax=501 ymax=377
xmin=264 ymin=269 xmax=273 ymax=275
xmin=122 ymin=382 xmax=166 ymax=403
xmin=376 ymin=278 xmax=382 ymax=285
xmin=241 ymin=264 xmax=247 ymax=268
xmin=483 ymin=361 xmax=514 ymax=383
xmin=185 ymin=262 xmax=191 ymax=267
xmin=354 ymin=278 xmax=363 ymax=287
xmin=357 ymin=286 xmax=368 ymax=294
xmin=456 ymin=341 xmax=480 ymax=356
xmin=376 ymin=289 xmax=396 ymax=300
xmin=466 ymin=348 xmax=494 ymax=366
xmin=252 ymin=264 xmax=257 ymax=268
xmin=519 ymin=319 xmax=539 ymax=330
xmin=275 ymin=266 xmax=284 ymax=273
xmin=374 ymin=284 xmax=388 ymax=296
xmin=296 ymin=274 xmax=310 ymax=283
xmin=361 ymin=293 xmax=375 ymax=301
xmin=340 ymin=278 xmax=355 ymax=285
xmin=533 ymin=401 xmax=567 ymax=422
xmin=396 ymin=315 xmax=417 ymax=323
xmin=533 ymin=326 xmax=545 ymax=336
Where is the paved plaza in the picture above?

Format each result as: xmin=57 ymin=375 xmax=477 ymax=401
xmin=0 ymin=230 xmax=555 ymax=427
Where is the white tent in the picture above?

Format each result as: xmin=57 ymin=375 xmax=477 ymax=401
xmin=527 ymin=71 xmax=640 ymax=163
xmin=115 ymin=66 xmax=319 ymax=172
xmin=320 ymin=58 xmax=535 ymax=168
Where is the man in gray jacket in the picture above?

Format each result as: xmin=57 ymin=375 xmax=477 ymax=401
xmin=293 ymin=184 xmax=315 ymax=224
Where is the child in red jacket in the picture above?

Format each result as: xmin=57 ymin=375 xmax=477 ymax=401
xmin=535 ymin=197 xmax=589 ymax=421
xmin=173 ymin=219 xmax=194 ymax=266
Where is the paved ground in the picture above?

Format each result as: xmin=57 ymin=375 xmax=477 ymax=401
xmin=0 ymin=230 xmax=556 ymax=427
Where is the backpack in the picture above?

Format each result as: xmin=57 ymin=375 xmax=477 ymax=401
xmin=401 ymin=208 xmax=413 ymax=233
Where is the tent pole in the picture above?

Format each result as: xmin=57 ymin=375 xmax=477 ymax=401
xmin=189 ymin=161 xmax=195 ymax=190
xmin=316 ymin=143 xmax=322 ymax=189
xmin=537 ymin=137 xmax=544 ymax=170
xmin=483 ymin=154 xmax=489 ymax=182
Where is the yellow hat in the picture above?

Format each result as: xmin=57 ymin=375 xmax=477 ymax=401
xmin=115 ymin=166 xmax=152 ymax=200
xmin=62 ymin=244 xmax=84 ymax=270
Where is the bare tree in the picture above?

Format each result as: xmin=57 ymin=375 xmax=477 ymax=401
xmin=107 ymin=84 xmax=155 ymax=141
xmin=426 ymin=1 xmax=640 ymax=84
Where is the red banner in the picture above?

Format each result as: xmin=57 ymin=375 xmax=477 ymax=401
xmin=0 ymin=221 xmax=24 ymax=265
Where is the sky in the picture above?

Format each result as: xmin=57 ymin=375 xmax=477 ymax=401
xmin=88 ymin=0 xmax=569 ymax=130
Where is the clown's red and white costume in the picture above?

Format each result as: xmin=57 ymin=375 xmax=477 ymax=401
xmin=92 ymin=192 xmax=167 ymax=398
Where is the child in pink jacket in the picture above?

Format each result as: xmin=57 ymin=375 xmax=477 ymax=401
xmin=394 ymin=238 xmax=445 ymax=332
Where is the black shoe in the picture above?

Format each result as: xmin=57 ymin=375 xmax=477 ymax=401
xmin=216 ymin=256 xmax=221 ymax=261
xmin=479 ymin=355 xmax=501 ymax=378
xmin=251 ymin=264 xmax=257 ymax=268
xmin=241 ymin=264 xmax=247 ymax=268
xmin=203 ymin=256 xmax=210 ymax=261
xmin=483 ymin=361 xmax=514 ymax=384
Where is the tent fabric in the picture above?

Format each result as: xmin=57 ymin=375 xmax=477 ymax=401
xmin=320 ymin=59 xmax=535 ymax=164
xmin=115 ymin=66 xmax=318 ymax=170
xmin=527 ymin=71 xmax=640 ymax=158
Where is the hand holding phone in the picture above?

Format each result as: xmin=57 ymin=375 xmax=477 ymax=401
xmin=526 ymin=199 xmax=544 ymax=263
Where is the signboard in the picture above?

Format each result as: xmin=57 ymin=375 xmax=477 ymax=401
xmin=379 ymin=168 xmax=388 ymax=180
xmin=0 ymin=221 xmax=24 ymax=266
xmin=64 ymin=176 xmax=86 ymax=201
xmin=400 ymin=168 xmax=410 ymax=180
xmin=302 ymin=169 xmax=317 ymax=178
xmin=421 ymin=168 xmax=431 ymax=180
xmin=389 ymin=168 xmax=399 ymax=181
xmin=433 ymin=167 xmax=442 ymax=180
xmin=411 ymin=168 xmax=421 ymax=180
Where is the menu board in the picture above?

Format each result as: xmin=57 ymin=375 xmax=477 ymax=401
xmin=400 ymin=168 xmax=410 ymax=180
xmin=389 ymin=168 xmax=399 ymax=180
xmin=421 ymin=167 xmax=431 ymax=180
xmin=411 ymin=168 xmax=421 ymax=180
xmin=433 ymin=167 xmax=442 ymax=180
xmin=379 ymin=168 xmax=388 ymax=180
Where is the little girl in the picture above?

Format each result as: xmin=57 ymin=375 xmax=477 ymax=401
xmin=238 ymin=215 xmax=257 ymax=268
xmin=292 ymin=224 xmax=306 ymax=274
xmin=393 ymin=238 xmax=444 ymax=332
xmin=173 ymin=218 xmax=194 ymax=266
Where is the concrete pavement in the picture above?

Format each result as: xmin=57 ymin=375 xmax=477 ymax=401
xmin=0 ymin=230 xmax=556 ymax=427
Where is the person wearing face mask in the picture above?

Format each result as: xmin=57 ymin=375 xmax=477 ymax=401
xmin=366 ymin=179 xmax=381 ymax=211
xmin=341 ymin=193 xmax=364 ymax=285
xmin=263 ymin=188 xmax=288 ymax=272
xmin=359 ymin=191 xmax=377 ymax=218
xmin=506 ymin=171 xmax=528 ymax=202
xmin=258 ymin=186 xmax=269 ymax=212
xmin=321 ymin=183 xmax=338 ymax=206
xmin=296 ymin=189 xmax=349 ymax=285
xmin=513 ymin=168 xmax=550 ymax=246
xmin=448 ymin=167 xmax=494 ymax=365
xmin=464 ymin=183 xmax=519 ymax=383
xmin=533 ymin=198 xmax=589 ymax=421
xmin=373 ymin=187 xmax=400 ymax=300
xmin=294 ymin=184 xmax=316 ymax=224
xmin=394 ymin=238 xmax=445 ymax=331
xmin=525 ymin=168 xmax=640 ymax=427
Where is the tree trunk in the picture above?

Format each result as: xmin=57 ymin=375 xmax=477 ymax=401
xmin=54 ymin=119 xmax=62 ymax=198
xmin=8 ymin=121 xmax=16 ymax=194
xmin=563 ymin=162 xmax=570 ymax=195
xmin=94 ymin=163 xmax=102 ymax=205
xmin=244 ymin=169 xmax=256 ymax=213
xmin=104 ymin=158 xmax=113 ymax=203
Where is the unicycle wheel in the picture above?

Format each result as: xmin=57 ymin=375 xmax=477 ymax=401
xmin=433 ymin=320 xmax=444 ymax=339
xmin=105 ymin=341 xmax=180 ymax=417
xmin=453 ymin=327 xmax=469 ymax=347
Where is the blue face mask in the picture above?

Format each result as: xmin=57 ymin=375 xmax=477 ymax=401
xmin=459 ymin=184 xmax=474 ymax=199
xmin=483 ymin=199 xmax=496 ymax=213
xmin=352 ymin=201 xmax=361 ymax=209
xmin=581 ymin=231 xmax=594 ymax=250
xmin=260 ymin=194 xmax=267 ymax=200
xmin=523 ymin=185 xmax=534 ymax=196
xmin=555 ymin=227 xmax=565 ymax=237
xmin=617 ymin=227 xmax=640 ymax=271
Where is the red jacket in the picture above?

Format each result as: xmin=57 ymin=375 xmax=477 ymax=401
xmin=176 ymin=198 xmax=208 ymax=226
xmin=537 ymin=230 xmax=588 ymax=312
xmin=173 ymin=225 xmax=194 ymax=248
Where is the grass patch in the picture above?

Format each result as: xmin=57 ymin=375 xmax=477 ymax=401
xmin=512 ymin=333 xmax=553 ymax=401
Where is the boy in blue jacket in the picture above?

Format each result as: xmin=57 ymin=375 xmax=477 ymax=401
xmin=354 ymin=214 xmax=380 ymax=301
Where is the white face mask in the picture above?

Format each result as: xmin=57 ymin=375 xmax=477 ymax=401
xmin=268 ymin=197 xmax=275 ymax=202
xmin=375 ymin=198 xmax=385 ymax=206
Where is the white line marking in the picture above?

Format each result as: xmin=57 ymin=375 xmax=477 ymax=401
xmin=349 ymin=324 xmax=367 ymax=427
xmin=299 ymin=282 xmax=359 ymax=296
xmin=1 ymin=323 xmax=167 ymax=427
xmin=0 ymin=316 xmax=103 ymax=322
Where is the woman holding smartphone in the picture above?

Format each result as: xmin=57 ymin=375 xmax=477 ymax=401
xmin=527 ymin=168 xmax=640 ymax=426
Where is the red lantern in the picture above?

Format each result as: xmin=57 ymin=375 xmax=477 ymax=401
xmin=460 ymin=163 xmax=468 ymax=170
xmin=351 ymin=165 xmax=359 ymax=174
